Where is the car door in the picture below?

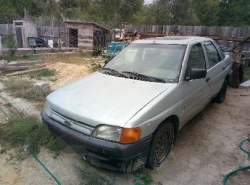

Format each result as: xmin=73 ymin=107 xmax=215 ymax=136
xmin=203 ymin=41 xmax=225 ymax=97
xmin=182 ymin=43 xmax=210 ymax=122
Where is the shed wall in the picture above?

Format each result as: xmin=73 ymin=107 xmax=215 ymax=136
xmin=64 ymin=23 xmax=93 ymax=49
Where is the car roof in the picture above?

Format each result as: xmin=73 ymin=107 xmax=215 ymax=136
xmin=133 ymin=36 xmax=211 ymax=45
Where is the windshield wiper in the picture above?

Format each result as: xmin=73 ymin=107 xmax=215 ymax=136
xmin=121 ymin=71 xmax=166 ymax=83
xmin=99 ymin=68 xmax=127 ymax=78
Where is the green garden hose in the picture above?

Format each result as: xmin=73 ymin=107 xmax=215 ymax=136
xmin=0 ymin=105 xmax=61 ymax=185
xmin=28 ymin=146 xmax=61 ymax=185
xmin=223 ymin=137 xmax=250 ymax=185
xmin=0 ymin=105 xmax=12 ymax=120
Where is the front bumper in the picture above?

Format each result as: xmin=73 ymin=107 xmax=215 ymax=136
xmin=41 ymin=110 xmax=152 ymax=172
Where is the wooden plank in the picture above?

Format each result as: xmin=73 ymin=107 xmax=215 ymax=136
xmin=0 ymin=66 xmax=29 ymax=72
xmin=7 ymin=60 xmax=44 ymax=66
xmin=5 ymin=67 xmax=46 ymax=76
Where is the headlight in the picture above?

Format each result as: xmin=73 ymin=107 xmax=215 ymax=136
xmin=92 ymin=125 xmax=122 ymax=142
xmin=92 ymin=125 xmax=141 ymax=144
xmin=43 ymin=101 xmax=51 ymax=117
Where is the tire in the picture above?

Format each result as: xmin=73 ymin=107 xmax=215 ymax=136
xmin=146 ymin=122 xmax=174 ymax=169
xmin=214 ymin=79 xmax=228 ymax=103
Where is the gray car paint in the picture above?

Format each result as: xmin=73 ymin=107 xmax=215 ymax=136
xmin=47 ymin=72 xmax=174 ymax=130
xmin=45 ymin=36 xmax=232 ymax=140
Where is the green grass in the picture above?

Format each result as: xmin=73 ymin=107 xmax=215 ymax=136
xmin=0 ymin=111 xmax=59 ymax=154
xmin=3 ymin=54 xmax=41 ymax=62
xmin=134 ymin=171 xmax=153 ymax=185
xmin=244 ymin=67 xmax=250 ymax=81
xmin=2 ymin=78 xmax=47 ymax=102
xmin=29 ymin=68 xmax=56 ymax=79
xmin=20 ymin=54 xmax=40 ymax=61
xmin=81 ymin=51 xmax=93 ymax=58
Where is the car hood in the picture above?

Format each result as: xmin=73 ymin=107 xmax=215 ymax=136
xmin=47 ymin=72 xmax=174 ymax=127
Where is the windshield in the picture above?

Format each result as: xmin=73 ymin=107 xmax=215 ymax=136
xmin=104 ymin=43 xmax=186 ymax=82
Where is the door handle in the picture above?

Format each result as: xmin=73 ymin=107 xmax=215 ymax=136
xmin=206 ymin=77 xmax=210 ymax=82
xmin=223 ymin=66 xmax=226 ymax=70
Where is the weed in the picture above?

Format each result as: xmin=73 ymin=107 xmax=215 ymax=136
xmin=81 ymin=51 xmax=93 ymax=58
xmin=2 ymin=78 xmax=47 ymax=102
xmin=2 ymin=111 xmax=59 ymax=153
xmin=48 ymin=77 xmax=58 ymax=82
xmin=135 ymin=171 xmax=153 ymax=185
xmin=92 ymin=46 xmax=103 ymax=56
xmin=29 ymin=69 xmax=56 ymax=79
xmin=4 ymin=34 xmax=17 ymax=59
xmin=21 ymin=54 xmax=40 ymax=61
xmin=244 ymin=67 xmax=250 ymax=81
xmin=90 ymin=62 xmax=101 ymax=72
xmin=79 ymin=168 xmax=111 ymax=185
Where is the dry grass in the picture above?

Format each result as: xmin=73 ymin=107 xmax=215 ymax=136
xmin=2 ymin=78 xmax=47 ymax=102
xmin=40 ymin=53 xmax=103 ymax=70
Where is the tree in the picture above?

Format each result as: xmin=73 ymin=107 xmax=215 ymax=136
xmin=218 ymin=0 xmax=250 ymax=26
xmin=192 ymin=0 xmax=220 ymax=26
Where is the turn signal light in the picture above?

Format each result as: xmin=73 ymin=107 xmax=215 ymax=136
xmin=120 ymin=127 xmax=141 ymax=144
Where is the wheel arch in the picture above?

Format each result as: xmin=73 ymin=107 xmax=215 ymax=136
xmin=153 ymin=115 xmax=179 ymax=142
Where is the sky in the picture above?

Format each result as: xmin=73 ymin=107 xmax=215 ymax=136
xmin=144 ymin=0 xmax=153 ymax=4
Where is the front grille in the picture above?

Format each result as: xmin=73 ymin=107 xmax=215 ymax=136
xmin=51 ymin=110 xmax=94 ymax=136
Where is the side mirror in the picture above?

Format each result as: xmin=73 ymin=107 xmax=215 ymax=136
xmin=185 ymin=68 xmax=207 ymax=81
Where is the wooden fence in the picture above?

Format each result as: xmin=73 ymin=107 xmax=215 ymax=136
xmin=134 ymin=25 xmax=250 ymax=51
xmin=1 ymin=23 xmax=250 ymax=51
xmin=0 ymin=24 xmax=13 ymax=46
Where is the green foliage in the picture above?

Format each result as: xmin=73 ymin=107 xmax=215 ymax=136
xmin=5 ymin=34 xmax=18 ymax=59
xmin=135 ymin=171 xmax=153 ymax=185
xmin=92 ymin=46 xmax=103 ymax=56
xmin=193 ymin=0 xmax=220 ymax=26
xmin=29 ymin=69 xmax=56 ymax=79
xmin=1 ymin=0 xmax=250 ymax=26
xmin=8 ymin=113 xmax=58 ymax=153
xmin=21 ymin=54 xmax=40 ymax=61
xmin=0 ymin=111 xmax=59 ymax=154
xmin=218 ymin=0 xmax=250 ymax=26
xmin=0 ymin=4 xmax=18 ymax=23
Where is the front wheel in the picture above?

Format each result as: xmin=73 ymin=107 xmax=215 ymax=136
xmin=146 ymin=122 xmax=174 ymax=169
xmin=214 ymin=79 xmax=228 ymax=103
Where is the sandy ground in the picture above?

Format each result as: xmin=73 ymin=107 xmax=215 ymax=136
xmin=0 ymin=61 xmax=250 ymax=185
xmin=151 ymin=88 xmax=250 ymax=185
xmin=45 ymin=62 xmax=89 ymax=90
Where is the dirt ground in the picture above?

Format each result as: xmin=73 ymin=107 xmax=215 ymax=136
xmin=0 ymin=60 xmax=250 ymax=185
xmin=45 ymin=62 xmax=89 ymax=90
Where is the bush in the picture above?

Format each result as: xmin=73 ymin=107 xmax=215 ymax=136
xmin=92 ymin=46 xmax=103 ymax=56
xmin=5 ymin=34 xmax=18 ymax=59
